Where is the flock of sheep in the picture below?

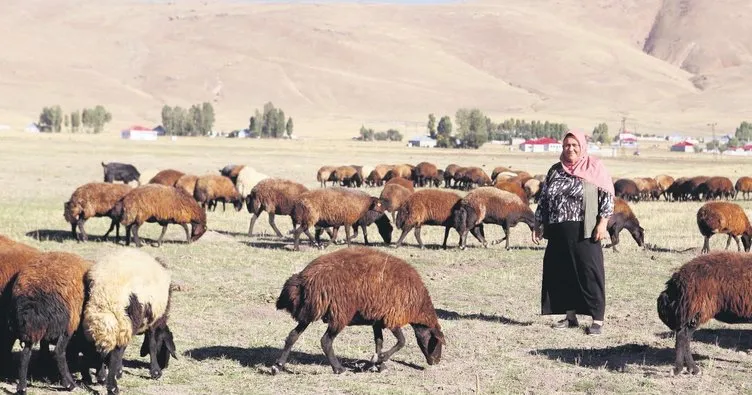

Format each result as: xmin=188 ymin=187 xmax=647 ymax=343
xmin=1 ymin=158 xmax=752 ymax=393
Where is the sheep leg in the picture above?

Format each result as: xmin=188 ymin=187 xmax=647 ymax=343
xmin=395 ymin=225 xmax=414 ymax=248
xmin=132 ymin=223 xmax=142 ymax=248
xmin=156 ymin=224 xmax=169 ymax=247
xmin=16 ymin=341 xmax=32 ymax=395
xmin=222 ymin=200 xmax=226 ymax=212
xmin=415 ymin=226 xmax=425 ymax=249
xmin=181 ymin=224 xmax=190 ymax=243
xmin=272 ymin=322 xmax=309 ymax=374
xmin=268 ymin=213 xmax=284 ymax=238
xmin=440 ymin=226 xmax=450 ymax=250
xmin=247 ymin=213 xmax=259 ymax=236
xmin=125 ymin=225 xmax=132 ymax=246
xmin=70 ymin=222 xmax=78 ymax=241
xmin=102 ymin=219 xmax=118 ymax=241
xmin=459 ymin=229 xmax=468 ymax=250
xmin=732 ymin=235 xmax=741 ymax=251
xmin=106 ymin=346 xmax=127 ymax=395
xmin=701 ymin=236 xmax=710 ymax=254
xmin=683 ymin=328 xmax=699 ymax=374
xmin=470 ymin=226 xmax=487 ymax=247
xmin=147 ymin=327 xmax=162 ymax=379
xmin=77 ymin=218 xmax=88 ymax=242
xmin=54 ymin=334 xmax=77 ymax=390
xmin=374 ymin=327 xmax=406 ymax=368
xmin=321 ymin=327 xmax=345 ymax=374
xmin=371 ymin=325 xmax=384 ymax=360
xmin=725 ymin=235 xmax=733 ymax=250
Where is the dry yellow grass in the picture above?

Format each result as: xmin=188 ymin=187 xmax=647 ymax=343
xmin=0 ymin=0 xmax=751 ymax=138
xmin=1 ymin=134 xmax=752 ymax=393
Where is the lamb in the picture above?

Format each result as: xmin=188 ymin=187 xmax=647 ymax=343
xmin=246 ymin=178 xmax=309 ymax=237
xmin=194 ymin=174 xmax=243 ymax=212
xmin=174 ymin=174 xmax=199 ymax=197
xmin=117 ymin=184 xmax=207 ymax=247
xmin=83 ymin=248 xmax=176 ymax=395
xmin=234 ymin=166 xmax=269 ymax=198
xmin=291 ymin=188 xmax=388 ymax=251
xmin=452 ymin=187 xmax=534 ymax=250
xmin=64 ymin=182 xmax=133 ymax=242
xmin=384 ymin=176 xmax=415 ymax=192
xmin=414 ymin=162 xmax=438 ymax=187
xmin=316 ymin=166 xmax=337 ymax=188
xmin=379 ymin=183 xmax=413 ymax=223
xmin=102 ymin=162 xmax=140 ymax=185
xmin=735 ymin=176 xmax=752 ymax=200
xmin=696 ymin=201 xmax=752 ymax=253
xmin=614 ymin=178 xmax=640 ymax=202
xmin=148 ymin=169 xmax=185 ymax=186
xmin=607 ymin=197 xmax=645 ymax=253
xmin=272 ymin=247 xmax=444 ymax=374
xmin=10 ymin=251 xmax=91 ymax=394
xmin=395 ymin=189 xmax=462 ymax=249
xmin=657 ymin=252 xmax=752 ymax=375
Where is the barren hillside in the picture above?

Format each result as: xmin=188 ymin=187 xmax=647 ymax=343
xmin=0 ymin=0 xmax=750 ymax=137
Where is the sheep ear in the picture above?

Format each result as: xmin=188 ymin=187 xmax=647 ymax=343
xmin=165 ymin=329 xmax=178 ymax=359
xmin=431 ymin=328 xmax=446 ymax=345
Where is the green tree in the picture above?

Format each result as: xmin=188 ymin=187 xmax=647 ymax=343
xmin=64 ymin=114 xmax=70 ymax=131
xmin=70 ymin=111 xmax=80 ymax=133
xmin=51 ymin=105 xmax=63 ymax=133
xmin=427 ymin=113 xmax=437 ymax=138
xmin=728 ymin=136 xmax=741 ymax=148
xmin=592 ymin=122 xmax=609 ymax=144
xmin=275 ymin=109 xmax=286 ymax=139
xmin=188 ymin=104 xmax=202 ymax=136
xmin=88 ymin=105 xmax=112 ymax=134
xmin=38 ymin=107 xmax=54 ymax=132
xmin=359 ymin=125 xmax=374 ymax=141
xmin=286 ymin=117 xmax=294 ymax=138
xmin=436 ymin=115 xmax=453 ymax=148
xmin=161 ymin=105 xmax=174 ymax=135
xmin=386 ymin=129 xmax=403 ymax=141
xmin=455 ymin=108 xmax=488 ymax=149
xmin=201 ymin=102 xmax=215 ymax=135
xmin=374 ymin=131 xmax=388 ymax=141
xmin=706 ymin=140 xmax=720 ymax=151
xmin=735 ymin=121 xmax=752 ymax=142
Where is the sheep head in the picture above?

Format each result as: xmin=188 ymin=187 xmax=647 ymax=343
xmin=413 ymin=324 xmax=444 ymax=365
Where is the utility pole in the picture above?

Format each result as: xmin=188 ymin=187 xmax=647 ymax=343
xmin=707 ymin=122 xmax=717 ymax=160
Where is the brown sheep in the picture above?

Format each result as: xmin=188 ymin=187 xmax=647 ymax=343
xmin=688 ymin=176 xmax=710 ymax=201
xmin=272 ymin=247 xmax=444 ymax=374
xmin=64 ymin=182 xmax=133 ymax=242
xmin=523 ymin=178 xmax=542 ymax=203
xmin=459 ymin=167 xmax=491 ymax=190
xmin=291 ymin=188 xmax=388 ymax=251
xmin=696 ymin=201 xmax=752 ymax=254
xmin=149 ymin=169 xmax=185 ymax=186
xmin=383 ymin=164 xmax=413 ymax=181
xmin=395 ymin=189 xmax=462 ymax=249
xmin=0 ymin=238 xmax=40 ymax=372
xmin=698 ymin=176 xmax=735 ymax=200
xmin=366 ymin=164 xmax=393 ymax=187
xmin=11 ymin=251 xmax=91 ymax=393
xmin=444 ymin=164 xmax=460 ymax=188
xmin=246 ymin=178 xmax=309 ymax=237
xmin=332 ymin=166 xmax=362 ymax=188
xmin=494 ymin=180 xmax=528 ymax=203
xmin=220 ymin=164 xmax=246 ymax=184
xmin=667 ymin=177 xmax=691 ymax=201
xmin=655 ymin=174 xmax=675 ymax=200
xmin=385 ymin=176 xmax=415 ymax=192
xmin=490 ymin=166 xmax=512 ymax=181
xmin=175 ymin=174 xmax=199 ymax=197
xmin=735 ymin=176 xmax=752 ymax=200
xmin=453 ymin=187 xmax=534 ymax=250
xmin=607 ymin=198 xmax=645 ymax=253
xmin=195 ymin=174 xmax=243 ymax=212
xmin=657 ymin=252 xmax=752 ymax=375
xmin=414 ymin=162 xmax=438 ymax=187
xmin=379 ymin=183 xmax=413 ymax=223
xmin=118 ymin=184 xmax=207 ymax=247
xmin=316 ymin=166 xmax=337 ymax=188
xmin=614 ymin=178 xmax=640 ymax=202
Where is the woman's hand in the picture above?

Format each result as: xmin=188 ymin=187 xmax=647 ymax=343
xmin=593 ymin=219 xmax=609 ymax=242
xmin=532 ymin=223 xmax=543 ymax=244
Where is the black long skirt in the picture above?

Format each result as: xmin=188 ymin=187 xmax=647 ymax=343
xmin=541 ymin=221 xmax=605 ymax=320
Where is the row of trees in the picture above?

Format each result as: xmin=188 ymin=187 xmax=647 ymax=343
xmin=358 ymin=126 xmax=403 ymax=142
xmin=38 ymin=105 xmax=112 ymax=134
xmin=161 ymin=102 xmax=215 ymax=136
xmin=247 ymin=102 xmax=293 ymax=138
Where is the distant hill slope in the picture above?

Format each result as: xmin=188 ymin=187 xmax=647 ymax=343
xmin=0 ymin=0 xmax=749 ymax=137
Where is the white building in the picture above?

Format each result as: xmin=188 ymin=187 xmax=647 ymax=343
xmin=670 ymin=141 xmax=695 ymax=153
xmin=519 ymin=137 xmax=561 ymax=153
xmin=121 ymin=125 xmax=158 ymax=141
xmin=407 ymin=135 xmax=437 ymax=148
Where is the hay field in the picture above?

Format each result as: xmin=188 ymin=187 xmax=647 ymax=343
xmin=1 ymin=133 xmax=752 ymax=394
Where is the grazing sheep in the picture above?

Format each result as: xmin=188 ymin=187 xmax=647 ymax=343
xmin=174 ymin=174 xmax=199 ymax=197
xmin=246 ymin=178 xmax=309 ymax=237
xmin=453 ymin=187 xmax=534 ymax=250
xmin=366 ymin=165 xmax=393 ymax=187
xmin=148 ymin=169 xmax=185 ymax=186
xmin=64 ymin=183 xmax=133 ymax=242
xmin=118 ymin=184 xmax=207 ymax=247
xmin=698 ymin=176 xmax=735 ymax=201
xmin=379 ymin=184 xmax=413 ymax=223
xmin=414 ymin=162 xmax=438 ymax=187
xmin=657 ymin=252 xmax=752 ymax=375
xmin=291 ymin=188 xmax=387 ymax=250
xmin=102 ymin=162 xmax=140 ymax=185
xmin=459 ymin=167 xmax=491 ymax=190
xmin=316 ymin=166 xmax=337 ymax=188
xmin=272 ymin=247 xmax=444 ymax=374
xmin=385 ymin=176 xmax=415 ymax=192
xmin=320 ymin=207 xmax=393 ymax=247
xmin=0 ymin=238 xmax=40 ymax=373
xmin=395 ymin=189 xmax=462 ymax=249
xmin=696 ymin=201 xmax=752 ymax=253
xmin=735 ymin=176 xmax=752 ymax=200
xmin=666 ymin=177 xmax=691 ymax=202
xmin=688 ymin=176 xmax=710 ymax=201
xmin=444 ymin=164 xmax=460 ymax=188
xmin=194 ymin=174 xmax=243 ymax=212
xmin=332 ymin=166 xmax=362 ymax=188
xmin=494 ymin=180 xmax=528 ymax=203
xmin=490 ymin=166 xmax=512 ymax=182
xmin=655 ymin=174 xmax=675 ymax=200
xmin=84 ymin=248 xmax=176 ymax=395
xmin=614 ymin=178 xmax=640 ymax=202
xmin=383 ymin=164 xmax=413 ymax=181
xmin=607 ymin=198 xmax=645 ymax=253
xmin=235 ymin=166 xmax=269 ymax=198
xmin=219 ymin=164 xmax=245 ymax=184
xmin=11 ymin=251 xmax=91 ymax=394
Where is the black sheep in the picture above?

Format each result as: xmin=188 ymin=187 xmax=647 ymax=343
xmin=102 ymin=162 xmax=140 ymax=185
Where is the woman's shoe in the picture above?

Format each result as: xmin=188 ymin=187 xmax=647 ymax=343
xmin=586 ymin=323 xmax=603 ymax=335
xmin=551 ymin=318 xmax=578 ymax=329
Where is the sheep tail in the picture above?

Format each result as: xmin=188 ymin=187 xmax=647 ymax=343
xmin=84 ymin=301 xmax=133 ymax=353
xmin=276 ymin=274 xmax=304 ymax=318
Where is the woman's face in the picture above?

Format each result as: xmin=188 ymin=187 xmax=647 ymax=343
xmin=562 ymin=136 xmax=581 ymax=164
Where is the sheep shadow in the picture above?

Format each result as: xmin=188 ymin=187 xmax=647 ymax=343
xmin=25 ymin=229 xmax=77 ymax=243
xmin=435 ymin=308 xmax=533 ymax=326
xmin=644 ymin=243 xmax=697 ymax=254
xmin=658 ymin=329 xmax=752 ymax=352
xmin=184 ymin=345 xmax=414 ymax=374
xmin=532 ymin=343 xmax=706 ymax=373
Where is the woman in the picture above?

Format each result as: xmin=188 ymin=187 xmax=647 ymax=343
xmin=532 ymin=129 xmax=614 ymax=335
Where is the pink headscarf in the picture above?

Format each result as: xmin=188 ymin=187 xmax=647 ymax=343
xmin=560 ymin=129 xmax=615 ymax=195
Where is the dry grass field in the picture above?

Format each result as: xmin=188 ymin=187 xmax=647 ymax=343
xmin=1 ymin=133 xmax=752 ymax=394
